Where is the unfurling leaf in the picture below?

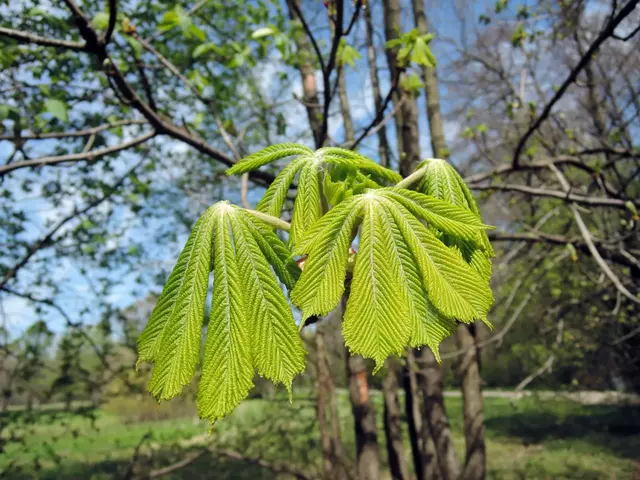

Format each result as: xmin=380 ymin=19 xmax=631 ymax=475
xmin=292 ymin=189 xmax=493 ymax=368
xmin=138 ymin=202 xmax=305 ymax=424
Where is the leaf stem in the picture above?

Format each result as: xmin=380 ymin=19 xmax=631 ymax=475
xmin=395 ymin=164 xmax=429 ymax=189
xmin=247 ymin=209 xmax=291 ymax=232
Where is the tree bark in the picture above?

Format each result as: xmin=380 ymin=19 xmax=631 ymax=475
xmin=404 ymin=349 xmax=440 ymax=480
xmin=346 ymin=351 xmax=380 ymax=480
xmin=412 ymin=0 xmax=448 ymax=159
xmin=316 ymin=324 xmax=348 ymax=480
xmin=457 ymin=325 xmax=486 ymax=480
xmin=286 ymin=0 xmax=323 ymax=148
xmin=383 ymin=359 xmax=410 ymax=480
xmin=383 ymin=0 xmax=421 ymax=176
xmin=417 ymin=348 xmax=461 ymax=480
xmin=363 ymin=4 xmax=390 ymax=167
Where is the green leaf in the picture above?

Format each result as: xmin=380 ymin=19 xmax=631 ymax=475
xmin=343 ymin=199 xmax=411 ymax=371
xmin=226 ymin=143 xmax=313 ymax=175
xmin=229 ymin=214 xmax=305 ymax=391
xmin=319 ymin=148 xmax=402 ymax=184
xmin=410 ymin=37 xmax=435 ymax=67
xmin=256 ymin=155 xmax=307 ymax=219
xmin=140 ymin=205 xmax=217 ymax=400
xmin=337 ymin=39 xmax=361 ymax=67
xmin=291 ymin=198 xmax=363 ymax=319
xmin=290 ymin=160 xmax=323 ymax=247
xmin=44 ymin=99 xmax=68 ymax=123
xmin=400 ymin=73 xmax=425 ymax=92
xmin=93 ymin=12 xmax=109 ymax=30
xmin=385 ymin=201 xmax=493 ymax=321
xmin=251 ymin=26 xmax=276 ymax=39
xmin=379 ymin=189 xmax=489 ymax=245
xmin=198 ymin=206 xmax=253 ymax=422
xmin=140 ymin=202 xmax=306 ymax=424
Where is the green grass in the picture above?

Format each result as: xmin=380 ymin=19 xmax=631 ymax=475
xmin=1 ymin=393 xmax=639 ymax=479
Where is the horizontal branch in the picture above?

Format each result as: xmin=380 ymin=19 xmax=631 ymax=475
xmin=464 ymin=156 xmax=594 ymax=184
xmin=470 ymin=183 xmax=628 ymax=208
xmin=0 ymin=119 xmax=147 ymax=141
xmin=0 ymin=26 xmax=86 ymax=51
xmin=0 ymin=131 xmax=156 ymax=176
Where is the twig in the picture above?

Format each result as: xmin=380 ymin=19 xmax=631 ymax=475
xmin=511 ymin=0 xmax=639 ymax=168
xmin=104 ymin=0 xmax=118 ymax=45
xmin=549 ymin=164 xmax=640 ymax=305
xmin=0 ymin=119 xmax=146 ymax=141
xmin=0 ymin=131 xmax=156 ymax=176
xmin=0 ymin=26 xmax=86 ymax=51
xmin=470 ymin=183 xmax=628 ymax=209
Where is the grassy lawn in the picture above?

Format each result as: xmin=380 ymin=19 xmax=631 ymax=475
xmin=1 ymin=393 xmax=639 ymax=479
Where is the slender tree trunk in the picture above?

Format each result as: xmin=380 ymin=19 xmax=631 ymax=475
xmin=412 ymin=0 xmax=448 ymax=159
xmin=457 ymin=325 xmax=486 ymax=480
xmin=316 ymin=324 xmax=348 ymax=480
xmin=412 ymin=2 xmax=487 ymax=476
xmin=363 ymin=5 xmax=390 ymax=167
xmin=383 ymin=0 xmax=421 ymax=176
xmin=403 ymin=350 xmax=423 ymax=478
xmin=383 ymin=359 xmax=410 ymax=480
xmin=417 ymin=348 xmax=461 ymax=480
xmin=404 ymin=349 xmax=440 ymax=480
xmin=347 ymin=351 xmax=380 ymax=480
xmin=337 ymin=65 xmax=355 ymax=143
xmin=316 ymin=326 xmax=336 ymax=480
xmin=286 ymin=0 xmax=323 ymax=148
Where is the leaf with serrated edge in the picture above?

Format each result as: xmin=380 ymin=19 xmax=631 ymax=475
xmin=197 ymin=206 xmax=253 ymax=423
xmin=343 ymin=198 xmax=410 ymax=371
xmin=256 ymin=155 xmax=307 ymax=218
xmin=386 ymin=200 xmax=493 ymax=322
xmin=230 ymin=213 xmax=306 ymax=391
xmin=378 ymin=200 xmax=457 ymax=357
xmin=290 ymin=160 xmax=323 ymax=246
xmin=291 ymin=200 xmax=363 ymax=320
xmin=226 ymin=143 xmax=312 ymax=175
xmin=144 ymin=205 xmax=217 ymax=400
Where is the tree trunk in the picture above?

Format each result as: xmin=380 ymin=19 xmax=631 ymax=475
xmin=417 ymin=348 xmax=461 ymax=480
xmin=316 ymin=326 xmax=335 ymax=480
xmin=286 ymin=0 xmax=323 ymax=148
xmin=412 ymin=0 xmax=448 ymax=159
xmin=383 ymin=0 xmax=421 ymax=176
xmin=457 ymin=325 xmax=486 ymax=480
xmin=347 ymin=351 xmax=380 ymax=480
xmin=383 ymin=359 xmax=410 ymax=480
xmin=316 ymin=325 xmax=348 ymax=480
xmin=363 ymin=4 xmax=390 ymax=167
xmin=404 ymin=349 xmax=440 ymax=480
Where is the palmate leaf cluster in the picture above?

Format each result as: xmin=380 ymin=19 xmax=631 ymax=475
xmin=137 ymin=144 xmax=494 ymax=424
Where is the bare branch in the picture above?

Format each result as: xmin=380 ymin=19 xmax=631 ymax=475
xmin=0 ymin=119 xmax=147 ymax=141
xmin=0 ymin=131 xmax=156 ymax=176
xmin=511 ymin=0 xmax=640 ymax=168
xmin=0 ymin=26 xmax=86 ymax=51
xmin=549 ymin=164 xmax=640 ymax=305
xmin=470 ymin=183 xmax=628 ymax=209
xmin=104 ymin=0 xmax=118 ymax=45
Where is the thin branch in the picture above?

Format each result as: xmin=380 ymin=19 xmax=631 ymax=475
xmin=470 ymin=183 xmax=628 ymax=209
xmin=0 ymin=26 xmax=86 ymax=51
xmin=0 ymin=119 xmax=147 ymax=141
xmin=0 ymin=160 xmax=144 ymax=290
xmin=549 ymin=164 xmax=640 ymax=305
xmin=612 ymin=22 xmax=640 ymax=41
xmin=149 ymin=450 xmax=208 ymax=478
xmin=0 ymin=131 xmax=156 ymax=176
xmin=213 ymin=448 xmax=312 ymax=480
xmin=104 ymin=0 xmax=118 ymax=45
xmin=351 ymin=70 xmax=402 ymax=149
xmin=511 ymin=0 xmax=640 ymax=168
